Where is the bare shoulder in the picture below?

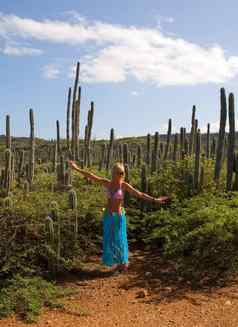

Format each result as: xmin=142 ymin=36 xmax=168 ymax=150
xmin=122 ymin=181 xmax=131 ymax=190
xmin=101 ymin=178 xmax=111 ymax=187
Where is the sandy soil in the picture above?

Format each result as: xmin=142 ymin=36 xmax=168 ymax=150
xmin=1 ymin=249 xmax=238 ymax=327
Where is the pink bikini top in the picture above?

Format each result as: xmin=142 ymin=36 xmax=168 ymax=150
xmin=106 ymin=184 xmax=124 ymax=200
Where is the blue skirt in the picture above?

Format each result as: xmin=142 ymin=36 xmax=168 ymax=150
xmin=102 ymin=208 xmax=129 ymax=267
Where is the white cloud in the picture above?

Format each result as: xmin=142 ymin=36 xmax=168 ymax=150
xmin=0 ymin=45 xmax=43 ymax=56
xmin=42 ymin=64 xmax=60 ymax=79
xmin=1 ymin=12 xmax=238 ymax=86
xmin=131 ymin=91 xmax=139 ymax=96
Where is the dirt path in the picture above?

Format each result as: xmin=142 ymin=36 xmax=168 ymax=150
xmin=2 ymin=249 xmax=238 ymax=327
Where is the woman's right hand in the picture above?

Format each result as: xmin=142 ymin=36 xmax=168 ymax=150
xmin=68 ymin=160 xmax=78 ymax=170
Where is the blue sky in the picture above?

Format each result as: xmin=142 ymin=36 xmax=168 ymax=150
xmin=1 ymin=0 xmax=238 ymax=140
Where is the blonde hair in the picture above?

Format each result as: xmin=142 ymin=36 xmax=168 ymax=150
xmin=111 ymin=162 xmax=125 ymax=178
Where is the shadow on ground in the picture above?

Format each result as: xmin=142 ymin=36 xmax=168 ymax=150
xmin=57 ymin=248 xmax=238 ymax=307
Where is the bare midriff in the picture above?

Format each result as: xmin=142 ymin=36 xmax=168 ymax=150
xmin=106 ymin=199 xmax=123 ymax=214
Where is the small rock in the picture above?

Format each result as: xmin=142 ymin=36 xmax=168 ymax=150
xmin=164 ymin=287 xmax=173 ymax=292
xmin=46 ymin=321 xmax=52 ymax=325
xmin=145 ymin=271 xmax=152 ymax=278
xmin=225 ymin=300 xmax=232 ymax=306
xmin=136 ymin=290 xmax=148 ymax=298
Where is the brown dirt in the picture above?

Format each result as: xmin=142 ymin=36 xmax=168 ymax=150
xmin=1 ymin=249 xmax=238 ymax=327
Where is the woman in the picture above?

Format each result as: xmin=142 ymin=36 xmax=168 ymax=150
xmin=68 ymin=161 xmax=169 ymax=273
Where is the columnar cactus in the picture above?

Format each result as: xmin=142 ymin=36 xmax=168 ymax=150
xmin=123 ymin=143 xmax=129 ymax=165
xmin=4 ymin=149 xmax=12 ymax=195
xmin=99 ymin=143 xmax=106 ymax=170
xmin=66 ymin=87 xmax=72 ymax=151
xmin=85 ymin=101 xmax=94 ymax=166
xmin=56 ymin=120 xmax=61 ymax=156
xmin=180 ymin=127 xmax=184 ymax=156
xmin=160 ymin=142 xmax=164 ymax=159
xmin=173 ymin=133 xmax=179 ymax=162
xmin=206 ymin=123 xmax=210 ymax=159
xmin=141 ymin=164 xmax=148 ymax=211
xmin=146 ymin=134 xmax=151 ymax=166
xmin=151 ymin=132 xmax=159 ymax=173
xmin=214 ymin=88 xmax=227 ymax=182
xmin=189 ymin=106 xmax=196 ymax=156
xmin=233 ymin=153 xmax=238 ymax=191
xmin=53 ymin=142 xmax=57 ymax=172
xmin=68 ymin=189 xmax=78 ymax=238
xmin=11 ymin=151 xmax=15 ymax=185
xmin=106 ymin=128 xmax=114 ymax=171
xmin=211 ymin=138 xmax=216 ymax=159
xmin=57 ymin=154 xmax=66 ymax=187
xmin=74 ymin=86 xmax=81 ymax=160
xmin=164 ymin=119 xmax=172 ymax=160
xmin=6 ymin=115 xmax=11 ymax=150
xmin=29 ymin=109 xmax=35 ymax=185
xmin=194 ymin=129 xmax=201 ymax=190
xmin=124 ymin=164 xmax=130 ymax=206
xmin=184 ymin=137 xmax=189 ymax=155
xmin=226 ymin=93 xmax=235 ymax=191
xmin=71 ymin=62 xmax=80 ymax=159
xmin=137 ymin=144 xmax=142 ymax=168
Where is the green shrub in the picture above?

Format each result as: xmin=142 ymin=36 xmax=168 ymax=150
xmin=0 ymin=275 xmax=74 ymax=323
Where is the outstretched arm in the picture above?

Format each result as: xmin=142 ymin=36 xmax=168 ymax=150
xmin=68 ymin=161 xmax=110 ymax=186
xmin=123 ymin=182 xmax=170 ymax=204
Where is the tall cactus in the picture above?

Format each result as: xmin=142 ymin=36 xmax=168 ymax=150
xmin=68 ymin=189 xmax=78 ymax=239
xmin=66 ymin=87 xmax=72 ymax=151
xmin=106 ymin=128 xmax=114 ymax=171
xmin=194 ymin=129 xmax=201 ymax=190
xmin=214 ymin=88 xmax=227 ymax=182
xmin=29 ymin=109 xmax=35 ymax=185
xmin=189 ymin=105 xmax=196 ymax=155
xmin=164 ymin=119 xmax=172 ymax=160
xmin=56 ymin=120 xmax=61 ymax=156
xmin=18 ymin=150 xmax=25 ymax=182
xmin=74 ymin=86 xmax=81 ymax=160
xmin=180 ymin=127 xmax=184 ymax=157
xmin=71 ymin=62 xmax=80 ymax=160
xmin=226 ymin=93 xmax=235 ymax=191
xmin=137 ymin=144 xmax=142 ymax=168
xmin=123 ymin=143 xmax=129 ymax=165
xmin=146 ymin=134 xmax=151 ymax=166
xmin=85 ymin=101 xmax=94 ymax=166
xmin=173 ymin=133 xmax=179 ymax=162
xmin=141 ymin=164 xmax=148 ymax=211
xmin=6 ymin=115 xmax=11 ymax=150
xmin=151 ymin=132 xmax=159 ymax=173
xmin=211 ymin=138 xmax=216 ymax=159
xmin=124 ymin=164 xmax=130 ymax=206
xmin=206 ymin=123 xmax=210 ymax=159
xmin=4 ymin=149 xmax=12 ymax=195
